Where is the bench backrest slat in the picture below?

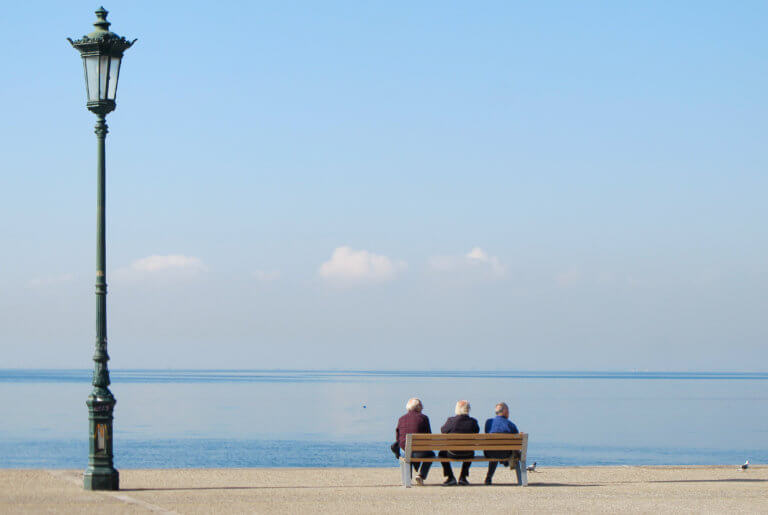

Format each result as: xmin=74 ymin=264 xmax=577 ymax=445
xmin=407 ymin=433 xmax=527 ymax=452
xmin=410 ymin=433 xmax=525 ymax=440
xmin=412 ymin=444 xmax=522 ymax=451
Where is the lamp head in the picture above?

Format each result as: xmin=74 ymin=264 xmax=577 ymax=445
xmin=68 ymin=7 xmax=136 ymax=115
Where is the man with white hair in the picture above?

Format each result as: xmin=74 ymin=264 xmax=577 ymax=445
xmin=438 ymin=400 xmax=479 ymax=486
xmin=394 ymin=397 xmax=433 ymax=486
xmin=483 ymin=401 xmax=519 ymax=485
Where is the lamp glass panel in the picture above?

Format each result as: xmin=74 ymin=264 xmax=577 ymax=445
xmin=99 ymin=55 xmax=110 ymax=100
xmin=84 ymin=55 xmax=100 ymax=102
xmin=107 ymin=56 xmax=121 ymax=100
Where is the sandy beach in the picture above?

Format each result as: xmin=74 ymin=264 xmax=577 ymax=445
xmin=1 ymin=465 xmax=765 ymax=513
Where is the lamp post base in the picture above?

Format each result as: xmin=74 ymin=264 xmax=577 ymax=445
xmin=84 ymin=468 xmax=119 ymax=491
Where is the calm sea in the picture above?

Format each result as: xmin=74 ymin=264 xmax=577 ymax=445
xmin=1 ymin=370 xmax=766 ymax=469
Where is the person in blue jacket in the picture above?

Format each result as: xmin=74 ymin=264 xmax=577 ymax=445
xmin=484 ymin=402 xmax=519 ymax=484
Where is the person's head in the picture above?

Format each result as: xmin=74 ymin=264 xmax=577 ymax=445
xmin=406 ymin=398 xmax=423 ymax=413
xmin=455 ymin=400 xmax=471 ymax=415
xmin=495 ymin=402 xmax=509 ymax=418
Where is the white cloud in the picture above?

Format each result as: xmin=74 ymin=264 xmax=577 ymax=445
xmin=27 ymin=273 xmax=74 ymax=288
xmin=130 ymin=255 xmax=206 ymax=273
xmin=465 ymin=247 xmax=506 ymax=275
xmin=428 ymin=247 xmax=506 ymax=277
xmin=253 ymin=270 xmax=281 ymax=281
xmin=114 ymin=254 xmax=207 ymax=281
xmin=319 ymin=246 xmax=406 ymax=283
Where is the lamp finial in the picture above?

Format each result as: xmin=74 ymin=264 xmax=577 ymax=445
xmin=93 ymin=7 xmax=111 ymax=33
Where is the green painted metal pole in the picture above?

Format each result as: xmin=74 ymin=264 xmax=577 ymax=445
xmin=69 ymin=6 xmax=135 ymax=492
xmin=84 ymin=113 xmax=119 ymax=491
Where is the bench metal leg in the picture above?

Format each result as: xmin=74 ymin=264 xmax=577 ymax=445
xmin=517 ymin=460 xmax=528 ymax=486
xmin=400 ymin=460 xmax=412 ymax=488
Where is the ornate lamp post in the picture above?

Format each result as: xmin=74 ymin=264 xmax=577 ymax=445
xmin=68 ymin=7 xmax=135 ymax=491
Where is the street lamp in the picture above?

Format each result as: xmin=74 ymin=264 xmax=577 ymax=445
xmin=68 ymin=7 xmax=135 ymax=491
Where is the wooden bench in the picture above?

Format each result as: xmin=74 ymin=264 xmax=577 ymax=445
xmin=400 ymin=433 xmax=529 ymax=487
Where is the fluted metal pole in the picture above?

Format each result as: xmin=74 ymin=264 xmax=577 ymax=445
xmin=84 ymin=113 xmax=119 ymax=491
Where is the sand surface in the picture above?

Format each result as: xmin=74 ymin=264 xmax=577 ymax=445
xmin=1 ymin=465 xmax=766 ymax=513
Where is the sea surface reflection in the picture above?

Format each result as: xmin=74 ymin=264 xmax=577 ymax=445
xmin=1 ymin=370 xmax=766 ymax=468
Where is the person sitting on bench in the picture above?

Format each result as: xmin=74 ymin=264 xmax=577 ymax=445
xmin=439 ymin=400 xmax=479 ymax=486
xmin=483 ymin=401 xmax=519 ymax=484
xmin=394 ymin=398 xmax=433 ymax=486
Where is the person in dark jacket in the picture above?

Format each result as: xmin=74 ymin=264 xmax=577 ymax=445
xmin=394 ymin=398 xmax=433 ymax=485
xmin=483 ymin=401 xmax=519 ymax=484
xmin=439 ymin=400 xmax=479 ymax=486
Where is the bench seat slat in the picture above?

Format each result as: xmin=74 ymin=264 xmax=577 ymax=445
xmin=402 ymin=457 xmax=517 ymax=463
xmin=413 ymin=440 xmax=521 ymax=444
xmin=411 ymin=445 xmax=522 ymax=451
xmin=413 ymin=438 xmax=523 ymax=445
xmin=411 ymin=442 xmax=522 ymax=446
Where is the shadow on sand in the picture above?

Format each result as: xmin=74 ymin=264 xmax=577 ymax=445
xmin=122 ymin=481 xmax=601 ymax=492
xmin=123 ymin=485 xmax=401 ymax=492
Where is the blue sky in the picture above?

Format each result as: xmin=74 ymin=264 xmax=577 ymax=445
xmin=1 ymin=1 xmax=766 ymax=369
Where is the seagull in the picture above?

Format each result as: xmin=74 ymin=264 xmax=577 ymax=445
xmin=526 ymin=462 xmax=537 ymax=472
xmin=741 ymin=460 xmax=749 ymax=471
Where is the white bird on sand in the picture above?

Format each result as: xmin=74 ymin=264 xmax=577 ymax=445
xmin=740 ymin=460 xmax=749 ymax=470
xmin=526 ymin=462 xmax=537 ymax=472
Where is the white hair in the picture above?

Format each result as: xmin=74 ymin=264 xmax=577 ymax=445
xmin=495 ymin=402 xmax=509 ymax=415
xmin=406 ymin=398 xmax=422 ymax=412
xmin=455 ymin=400 xmax=470 ymax=415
